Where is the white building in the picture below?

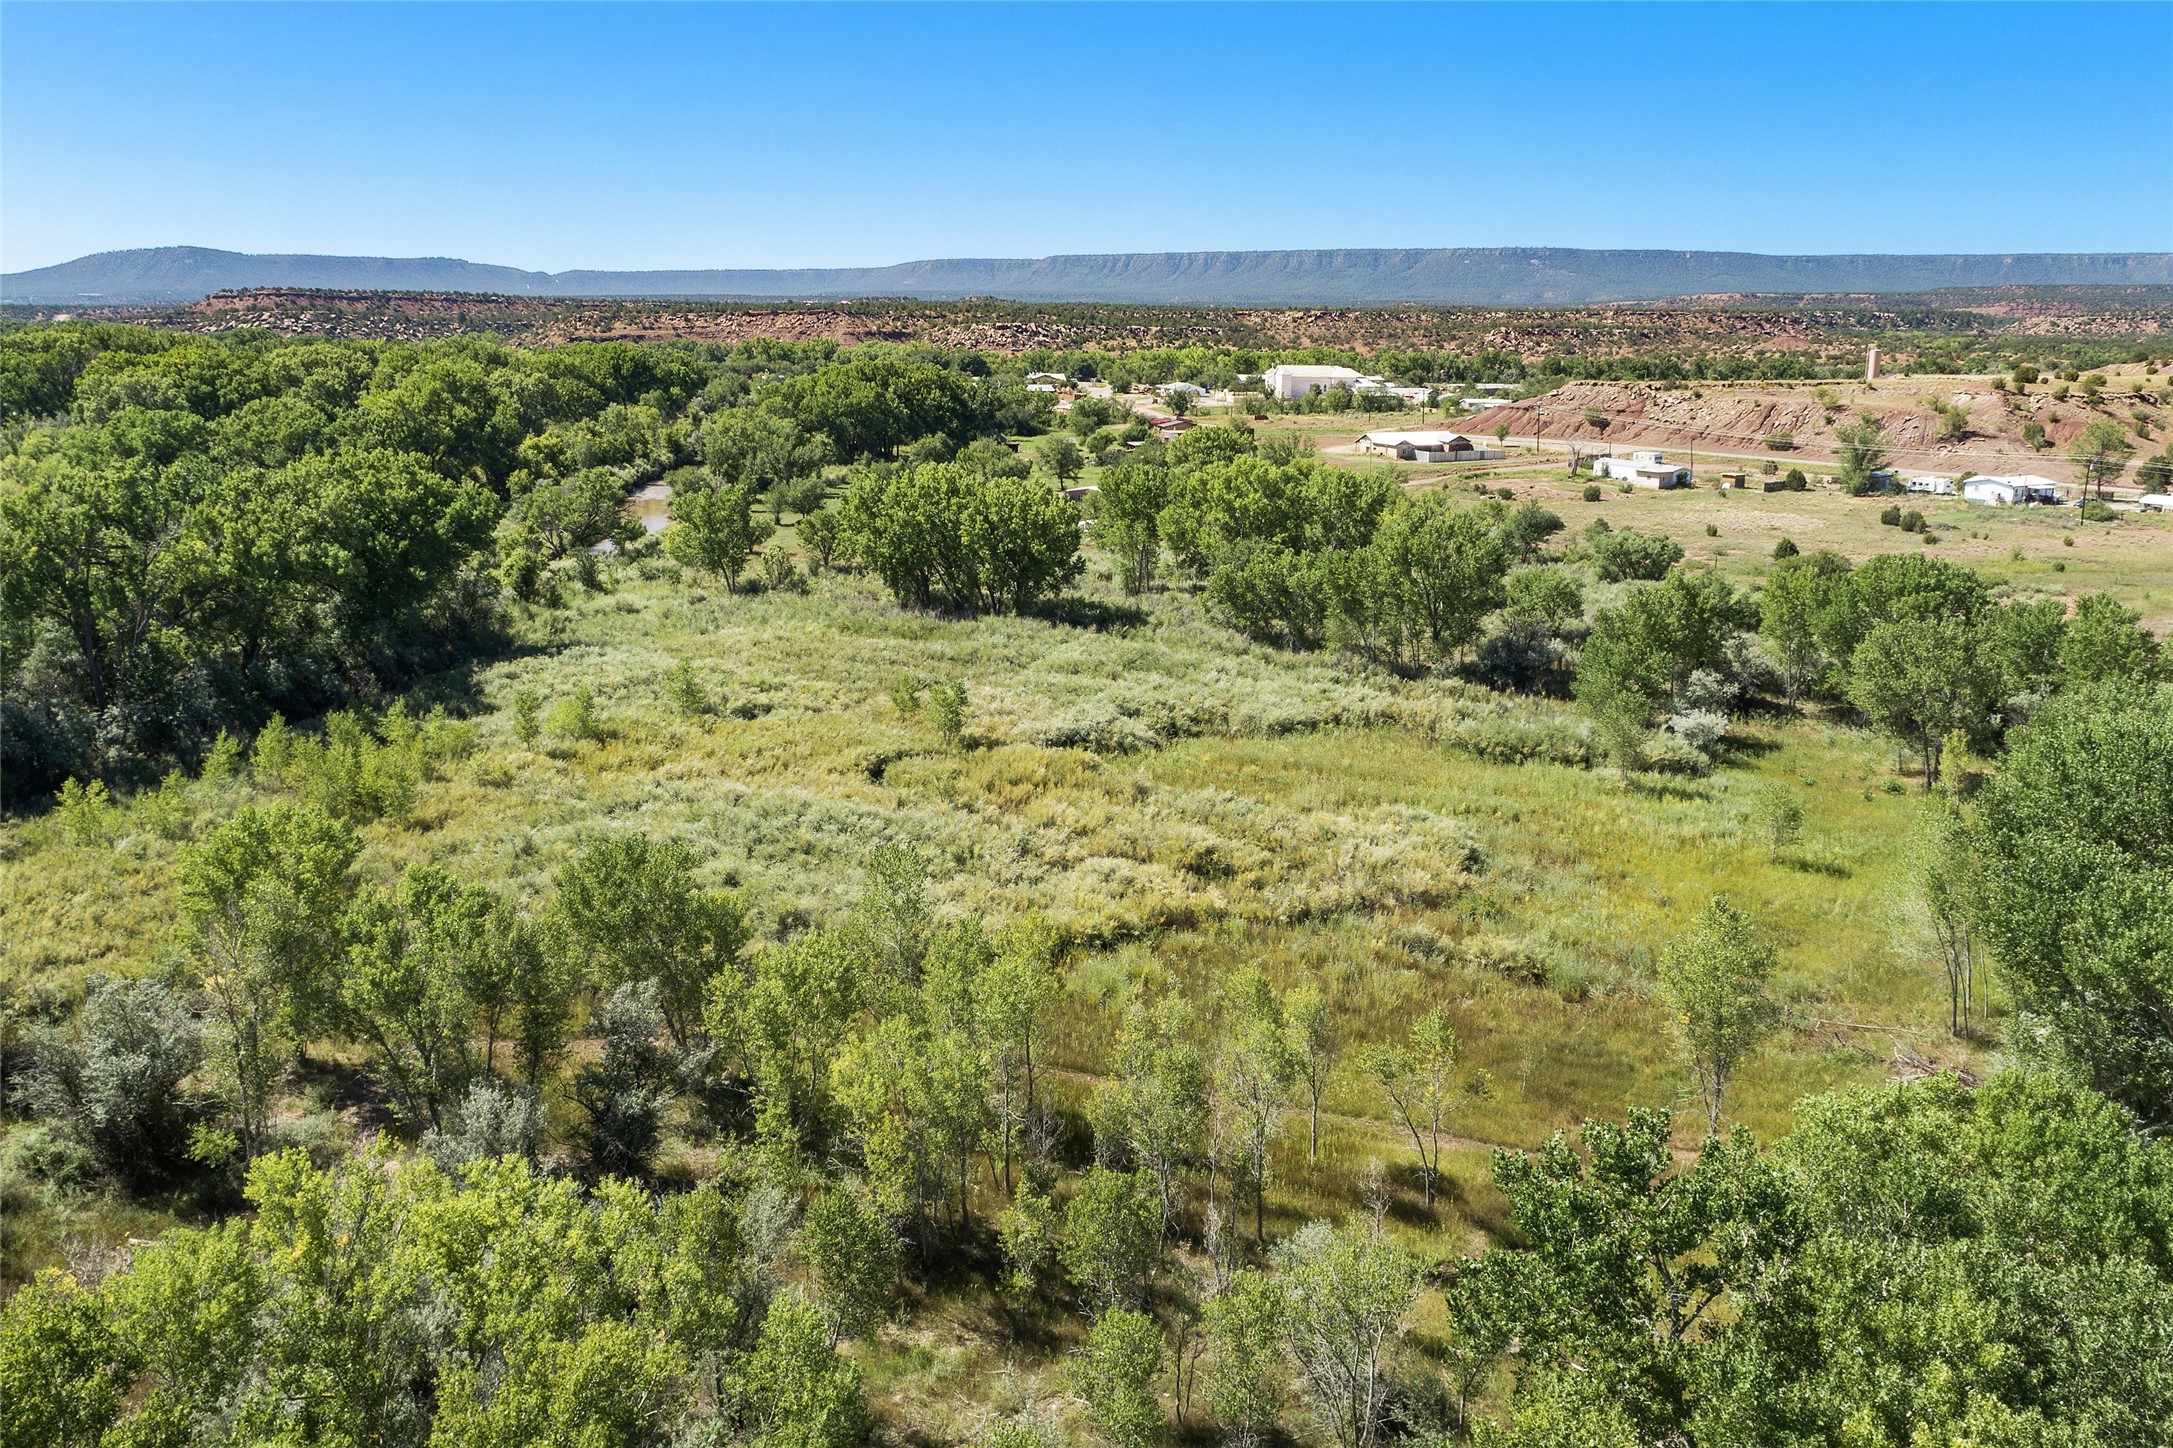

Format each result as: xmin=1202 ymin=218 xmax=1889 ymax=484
xmin=1354 ymin=429 xmax=1503 ymax=463
xmin=1158 ymin=381 xmax=1208 ymax=398
xmin=1905 ymin=475 xmax=1957 ymax=496
xmin=1961 ymin=474 xmax=2061 ymax=506
xmin=2136 ymin=493 xmax=2173 ymax=513
xmin=1262 ymin=364 xmax=1364 ymax=401
xmin=1460 ymin=395 xmax=1511 ymax=411
xmin=1592 ymin=450 xmax=1692 ymax=489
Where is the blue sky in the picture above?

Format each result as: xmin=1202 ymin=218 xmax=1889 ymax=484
xmin=4 ymin=2 xmax=2169 ymax=272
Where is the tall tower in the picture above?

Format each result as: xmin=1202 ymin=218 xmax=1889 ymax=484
xmin=1866 ymin=345 xmax=1882 ymax=382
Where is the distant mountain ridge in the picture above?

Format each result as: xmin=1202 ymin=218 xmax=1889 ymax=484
xmin=7 ymin=244 xmax=2170 ymax=307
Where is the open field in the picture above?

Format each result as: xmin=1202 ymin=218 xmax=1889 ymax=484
xmin=1 ymin=561 xmax=1991 ymax=1283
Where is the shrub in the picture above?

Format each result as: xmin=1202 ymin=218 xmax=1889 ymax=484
xmin=54 ymin=777 xmax=113 ymax=846
xmin=1901 ymin=510 xmax=1926 ymax=533
xmin=1879 ymin=505 xmax=1903 ymax=527
xmin=665 ymin=660 xmax=711 ymax=717
xmin=1783 ymin=468 xmax=1808 ymax=491
xmin=572 ymin=981 xmax=673 ymax=1180
xmin=1704 ymin=523 xmax=1719 ymax=538
xmin=19 ymin=975 xmax=202 ymax=1186
xmin=1763 ymin=432 xmax=1795 ymax=451
xmin=1581 ymin=484 xmax=1602 ymax=503
xmin=2080 ymin=499 xmax=2116 ymax=523
xmin=546 ymin=688 xmax=602 ymax=743
xmin=1588 ymin=528 xmax=1684 ymax=582
xmin=1773 ymin=537 xmax=1800 ymax=559
xmin=928 ymin=681 xmax=968 ymax=748
xmin=761 ymin=548 xmax=807 ymax=594
xmin=511 ymin=688 xmax=542 ymax=744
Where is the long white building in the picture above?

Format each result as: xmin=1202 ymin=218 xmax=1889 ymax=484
xmin=1262 ymin=364 xmax=1364 ymax=401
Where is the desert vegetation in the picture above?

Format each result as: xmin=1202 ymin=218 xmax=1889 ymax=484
xmin=3 ymin=321 xmax=2172 ymax=1446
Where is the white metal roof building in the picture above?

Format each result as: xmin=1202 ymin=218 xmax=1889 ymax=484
xmin=1262 ymin=364 xmax=1364 ymax=401
xmin=1961 ymin=474 xmax=2061 ymax=506
xmin=1905 ymin=475 xmax=1957 ymax=495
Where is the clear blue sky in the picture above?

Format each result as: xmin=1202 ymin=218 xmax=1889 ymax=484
xmin=4 ymin=1 xmax=2168 ymax=273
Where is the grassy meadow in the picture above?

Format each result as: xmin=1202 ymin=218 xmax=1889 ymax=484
xmin=2 ymin=541 xmax=1993 ymax=1289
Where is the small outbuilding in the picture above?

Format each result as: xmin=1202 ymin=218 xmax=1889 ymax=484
xmin=1906 ymin=475 xmax=1957 ymax=496
xmin=2138 ymin=492 xmax=2173 ymax=514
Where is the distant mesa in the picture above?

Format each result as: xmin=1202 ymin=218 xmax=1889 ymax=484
xmin=4 ymin=244 xmax=2169 ymax=307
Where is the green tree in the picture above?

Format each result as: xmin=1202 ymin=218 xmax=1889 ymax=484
xmin=1657 ymin=897 xmax=1777 ymax=1136
xmin=1503 ymin=565 xmax=1585 ymax=634
xmin=1372 ymin=495 xmax=1512 ymax=663
xmin=1216 ymin=968 xmax=1295 ymax=1244
xmin=2060 ymin=591 xmax=2159 ymax=684
xmin=799 ymin=1186 xmax=900 ymax=1345
xmin=2074 ymin=417 xmax=2135 ymax=499
xmin=1283 ymin=977 xmax=1342 ymax=1163
xmin=739 ymin=1292 xmax=871 ymax=1448
xmin=1833 ymin=411 xmax=1892 ymax=493
xmin=1092 ymin=994 xmax=1211 ymax=1232
xmin=1202 ymin=1271 xmax=1287 ymax=1448
xmin=666 ymin=477 xmax=773 ymax=590
xmin=701 ymin=407 xmax=829 ymax=498
xmin=1358 ymin=1007 xmax=1487 ymax=1209
xmin=508 ymin=467 xmax=627 ymax=560
xmin=1071 ymin=1309 xmax=1165 ymax=1448
xmin=339 ymin=864 xmax=497 ymax=1129
xmin=176 ymin=804 xmax=360 ymax=1154
xmin=1273 ymin=1220 xmax=1421 ymax=1448
xmin=1037 ymin=434 xmax=1086 ymax=485
xmin=551 ymin=833 xmax=748 ymax=1051
xmin=1587 ymin=528 xmax=1683 ymax=583
xmin=1062 ymin=1167 xmax=1164 ymax=1310
xmin=1758 ymin=549 xmax=1852 ymax=703
xmin=0 ymin=1270 xmax=130 ymax=1448
xmin=1968 ymin=679 xmax=2173 ymax=1127
xmin=1097 ymin=464 xmax=1171 ymax=595
xmin=1846 ymin=617 xmax=1994 ymax=785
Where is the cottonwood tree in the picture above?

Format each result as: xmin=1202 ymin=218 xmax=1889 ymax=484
xmin=1202 ymin=1271 xmax=1287 ymax=1448
xmin=1846 ymin=617 xmax=1993 ymax=787
xmin=1214 ymin=968 xmax=1296 ymax=1245
xmin=738 ymin=1293 xmax=871 ymax=1448
xmin=1657 ymin=897 xmax=1777 ymax=1136
xmin=1758 ymin=549 xmax=1852 ymax=703
xmin=727 ymin=930 xmax=867 ymax=1138
xmin=1283 ymin=977 xmax=1342 ymax=1163
xmin=976 ymin=930 xmax=1059 ymax=1193
xmin=665 ymin=477 xmax=773 ymax=589
xmin=1968 ymin=679 xmax=2173 ymax=1128
xmin=1273 ymin=1220 xmax=1421 ymax=1448
xmin=176 ymin=803 xmax=360 ymax=1155
xmin=340 ymin=865 xmax=499 ymax=1130
xmin=1063 ymin=1167 xmax=1164 ymax=1311
xmin=1358 ymin=1007 xmax=1488 ymax=1210
xmin=2074 ymin=417 xmax=2135 ymax=499
xmin=1070 ymin=1308 xmax=1165 ymax=1448
xmin=1833 ymin=411 xmax=1892 ymax=493
xmin=1094 ymin=994 xmax=1211 ymax=1234
xmin=799 ymin=1185 xmax=900 ymax=1346
xmin=1911 ymin=797 xmax=1983 ymax=1035
xmin=551 ymin=833 xmax=748 ymax=1052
